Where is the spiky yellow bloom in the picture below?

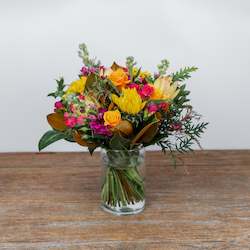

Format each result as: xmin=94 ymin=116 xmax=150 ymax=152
xmin=65 ymin=76 xmax=87 ymax=95
xmin=151 ymin=76 xmax=180 ymax=100
xmin=112 ymin=88 xmax=146 ymax=115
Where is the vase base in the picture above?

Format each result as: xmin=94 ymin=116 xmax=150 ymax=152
xmin=101 ymin=200 xmax=145 ymax=215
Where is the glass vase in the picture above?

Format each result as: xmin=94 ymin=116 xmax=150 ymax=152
xmin=100 ymin=147 xmax=145 ymax=215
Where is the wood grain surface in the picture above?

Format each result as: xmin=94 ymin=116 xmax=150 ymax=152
xmin=0 ymin=150 xmax=250 ymax=250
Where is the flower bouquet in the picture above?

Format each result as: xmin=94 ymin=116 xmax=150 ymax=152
xmin=39 ymin=43 xmax=207 ymax=215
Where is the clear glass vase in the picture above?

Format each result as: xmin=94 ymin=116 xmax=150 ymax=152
xmin=100 ymin=147 xmax=145 ymax=215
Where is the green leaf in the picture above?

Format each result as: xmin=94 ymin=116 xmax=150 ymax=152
xmin=109 ymin=133 xmax=131 ymax=150
xmin=47 ymin=77 xmax=66 ymax=98
xmin=38 ymin=130 xmax=66 ymax=151
xmin=172 ymin=66 xmax=198 ymax=82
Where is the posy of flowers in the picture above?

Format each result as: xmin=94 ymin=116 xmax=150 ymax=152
xmin=39 ymin=43 xmax=207 ymax=162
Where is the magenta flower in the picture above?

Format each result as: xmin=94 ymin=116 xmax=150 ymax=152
xmin=139 ymin=84 xmax=154 ymax=99
xmin=128 ymin=83 xmax=140 ymax=90
xmin=147 ymin=103 xmax=159 ymax=113
xmin=80 ymin=66 xmax=89 ymax=76
xmin=90 ymin=121 xmax=112 ymax=136
xmin=80 ymin=66 xmax=97 ymax=76
xmin=158 ymin=102 xmax=169 ymax=111
xmin=78 ymin=94 xmax=85 ymax=101
xmin=54 ymin=101 xmax=64 ymax=110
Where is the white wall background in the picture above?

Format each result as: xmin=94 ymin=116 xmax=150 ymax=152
xmin=0 ymin=0 xmax=250 ymax=152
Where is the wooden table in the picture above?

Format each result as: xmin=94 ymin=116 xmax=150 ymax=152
xmin=0 ymin=151 xmax=250 ymax=249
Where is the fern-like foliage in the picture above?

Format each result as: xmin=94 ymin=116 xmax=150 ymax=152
xmin=172 ymin=66 xmax=198 ymax=82
xmin=48 ymin=78 xmax=65 ymax=98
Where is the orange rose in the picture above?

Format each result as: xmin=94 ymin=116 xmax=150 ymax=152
xmin=108 ymin=68 xmax=130 ymax=88
xmin=103 ymin=110 xmax=121 ymax=127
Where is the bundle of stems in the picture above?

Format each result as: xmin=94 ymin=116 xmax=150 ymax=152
xmin=101 ymin=166 xmax=144 ymax=207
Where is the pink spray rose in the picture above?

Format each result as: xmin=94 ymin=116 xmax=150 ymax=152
xmin=139 ymin=84 xmax=154 ymax=99
xmin=147 ymin=103 xmax=159 ymax=113
xmin=54 ymin=101 xmax=64 ymax=110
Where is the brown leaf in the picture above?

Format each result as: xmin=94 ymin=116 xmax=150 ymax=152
xmin=113 ymin=120 xmax=133 ymax=137
xmin=111 ymin=62 xmax=124 ymax=71
xmin=73 ymin=131 xmax=94 ymax=147
xmin=108 ymin=102 xmax=115 ymax=111
xmin=47 ymin=113 xmax=67 ymax=132
xmin=155 ymin=112 xmax=162 ymax=121
xmin=131 ymin=120 xmax=160 ymax=145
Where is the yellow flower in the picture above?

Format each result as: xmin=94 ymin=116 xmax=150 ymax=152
xmin=132 ymin=67 xmax=151 ymax=79
xmin=112 ymin=88 xmax=146 ymax=115
xmin=103 ymin=110 xmax=121 ymax=127
xmin=150 ymin=76 xmax=180 ymax=100
xmin=65 ymin=76 xmax=87 ymax=95
xmin=108 ymin=68 xmax=130 ymax=88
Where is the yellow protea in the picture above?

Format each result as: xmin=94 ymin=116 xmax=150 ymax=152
xmin=112 ymin=88 xmax=146 ymax=115
xmin=151 ymin=76 xmax=180 ymax=100
xmin=65 ymin=76 xmax=87 ymax=95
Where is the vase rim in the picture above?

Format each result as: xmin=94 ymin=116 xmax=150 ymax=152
xmin=100 ymin=145 xmax=145 ymax=153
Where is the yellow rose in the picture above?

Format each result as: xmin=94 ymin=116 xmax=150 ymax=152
xmin=65 ymin=76 xmax=87 ymax=95
xmin=103 ymin=110 xmax=121 ymax=127
xmin=108 ymin=68 xmax=130 ymax=88
xmin=151 ymin=76 xmax=180 ymax=100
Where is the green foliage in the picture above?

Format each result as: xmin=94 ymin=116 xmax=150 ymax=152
xmin=84 ymin=74 xmax=119 ymax=107
xmin=78 ymin=43 xmax=100 ymax=67
xmin=172 ymin=84 xmax=190 ymax=111
xmin=184 ymin=121 xmax=208 ymax=139
xmin=48 ymin=78 xmax=65 ymax=98
xmin=157 ymin=59 xmax=170 ymax=75
xmin=172 ymin=66 xmax=198 ymax=82
xmin=109 ymin=133 xmax=131 ymax=150
xmin=38 ymin=130 xmax=66 ymax=151
xmin=126 ymin=56 xmax=136 ymax=81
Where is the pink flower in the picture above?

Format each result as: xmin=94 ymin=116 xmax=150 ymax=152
xmin=80 ymin=66 xmax=89 ymax=76
xmin=64 ymin=112 xmax=70 ymax=119
xmin=77 ymin=115 xmax=85 ymax=125
xmin=128 ymin=83 xmax=140 ymax=90
xmin=70 ymin=104 xmax=75 ymax=113
xmin=147 ymin=103 xmax=159 ymax=113
xmin=65 ymin=116 xmax=77 ymax=128
xmin=54 ymin=101 xmax=63 ymax=110
xmin=158 ymin=102 xmax=169 ymax=111
xmin=139 ymin=84 xmax=154 ymax=99
xmin=171 ymin=123 xmax=182 ymax=131
xmin=78 ymin=94 xmax=85 ymax=101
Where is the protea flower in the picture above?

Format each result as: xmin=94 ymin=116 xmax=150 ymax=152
xmin=151 ymin=76 xmax=180 ymax=100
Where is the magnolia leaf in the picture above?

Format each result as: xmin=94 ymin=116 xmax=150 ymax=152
xmin=84 ymin=73 xmax=96 ymax=91
xmin=111 ymin=62 xmax=124 ymax=71
xmin=113 ymin=120 xmax=133 ymax=137
xmin=155 ymin=112 xmax=162 ymax=121
xmin=73 ymin=131 xmax=92 ymax=147
xmin=38 ymin=130 xmax=65 ymax=151
xmin=131 ymin=120 xmax=160 ymax=145
xmin=108 ymin=102 xmax=115 ymax=111
xmin=109 ymin=132 xmax=131 ymax=150
xmin=47 ymin=113 xmax=67 ymax=132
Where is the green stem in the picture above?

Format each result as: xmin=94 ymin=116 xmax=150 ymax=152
xmin=101 ymin=166 xmax=145 ymax=207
